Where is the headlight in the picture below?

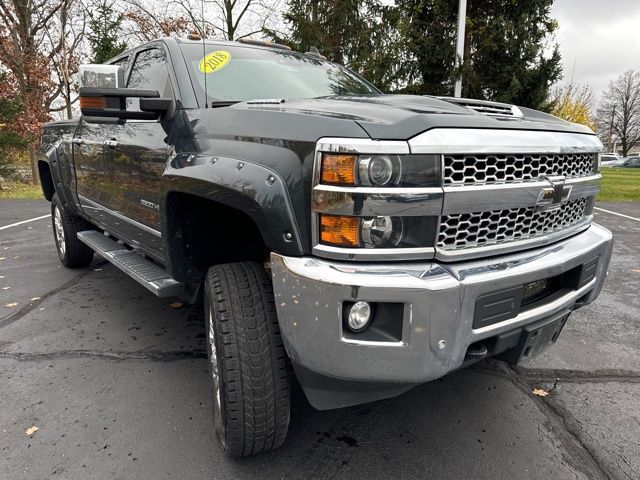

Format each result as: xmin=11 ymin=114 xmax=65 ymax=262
xmin=361 ymin=216 xmax=402 ymax=247
xmin=319 ymin=214 xmax=435 ymax=249
xmin=359 ymin=155 xmax=401 ymax=186
xmin=320 ymin=153 xmax=441 ymax=187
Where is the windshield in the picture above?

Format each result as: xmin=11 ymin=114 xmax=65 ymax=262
xmin=180 ymin=43 xmax=380 ymax=104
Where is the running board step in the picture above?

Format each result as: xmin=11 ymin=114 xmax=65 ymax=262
xmin=77 ymin=230 xmax=184 ymax=298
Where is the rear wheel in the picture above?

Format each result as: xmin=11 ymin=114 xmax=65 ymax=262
xmin=51 ymin=194 xmax=94 ymax=268
xmin=204 ymin=261 xmax=290 ymax=457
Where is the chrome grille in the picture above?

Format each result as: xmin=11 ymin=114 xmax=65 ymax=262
xmin=438 ymin=198 xmax=588 ymax=251
xmin=444 ymin=153 xmax=596 ymax=186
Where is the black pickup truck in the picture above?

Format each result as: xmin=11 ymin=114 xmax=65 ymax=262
xmin=38 ymin=36 xmax=613 ymax=457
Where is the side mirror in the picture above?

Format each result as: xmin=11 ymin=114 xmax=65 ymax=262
xmin=78 ymin=64 xmax=173 ymax=122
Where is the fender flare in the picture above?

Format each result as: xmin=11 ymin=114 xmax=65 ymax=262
xmin=161 ymin=153 xmax=305 ymax=258
xmin=37 ymin=142 xmax=78 ymax=209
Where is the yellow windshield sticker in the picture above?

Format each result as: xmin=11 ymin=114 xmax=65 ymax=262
xmin=199 ymin=51 xmax=231 ymax=74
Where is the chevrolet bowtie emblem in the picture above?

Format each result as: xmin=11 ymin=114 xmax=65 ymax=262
xmin=536 ymin=176 xmax=572 ymax=211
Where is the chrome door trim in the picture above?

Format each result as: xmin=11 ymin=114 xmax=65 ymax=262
xmin=409 ymin=129 xmax=603 ymax=154
xmin=79 ymin=195 xmax=162 ymax=238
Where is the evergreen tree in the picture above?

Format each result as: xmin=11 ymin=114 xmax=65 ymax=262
xmin=87 ymin=1 xmax=128 ymax=64
xmin=393 ymin=0 xmax=459 ymax=96
xmin=461 ymin=0 xmax=562 ymax=110
xmin=266 ymin=0 xmax=401 ymax=91
xmin=274 ymin=0 xmax=563 ymax=110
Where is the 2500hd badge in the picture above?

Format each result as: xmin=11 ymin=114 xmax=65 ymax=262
xmin=38 ymin=36 xmax=612 ymax=458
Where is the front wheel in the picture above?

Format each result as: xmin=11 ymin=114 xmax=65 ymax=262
xmin=204 ymin=262 xmax=290 ymax=457
xmin=51 ymin=194 xmax=94 ymax=268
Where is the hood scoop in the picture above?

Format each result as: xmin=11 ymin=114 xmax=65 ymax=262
xmin=437 ymin=97 xmax=524 ymax=118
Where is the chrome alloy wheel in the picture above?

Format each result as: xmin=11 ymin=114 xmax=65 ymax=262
xmin=53 ymin=206 xmax=66 ymax=257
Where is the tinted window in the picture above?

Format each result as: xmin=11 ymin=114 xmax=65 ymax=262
xmin=127 ymin=48 xmax=172 ymax=96
xmin=181 ymin=44 xmax=379 ymax=103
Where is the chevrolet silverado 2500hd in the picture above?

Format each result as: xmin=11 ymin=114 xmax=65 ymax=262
xmin=37 ymin=37 xmax=613 ymax=457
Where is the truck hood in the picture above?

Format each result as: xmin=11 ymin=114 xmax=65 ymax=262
xmin=231 ymin=94 xmax=594 ymax=140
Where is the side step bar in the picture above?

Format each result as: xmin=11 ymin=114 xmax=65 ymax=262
xmin=77 ymin=231 xmax=185 ymax=297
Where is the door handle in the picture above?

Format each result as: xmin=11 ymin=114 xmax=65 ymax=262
xmin=104 ymin=139 xmax=118 ymax=148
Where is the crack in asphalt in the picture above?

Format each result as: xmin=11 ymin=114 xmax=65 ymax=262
xmin=474 ymin=361 xmax=614 ymax=480
xmin=541 ymin=393 xmax=619 ymax=480
xmin=0 ymin=349 xmax=208 ymax=362
xmin=513 ymin=367 xmax=640 ymax=384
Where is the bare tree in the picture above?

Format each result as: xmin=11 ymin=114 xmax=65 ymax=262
xmin=202 ymin=0 xmax=283 ymax=40
xmin=43 ymin=0 xmax=87 ymax=119
xmin=597 ymin=70 xmax=640 ymax=156
xmin=0 ymin=0 xmax=75 ymax=182
xmin=123 ymin=1 xmax=191 ymax=43
xmin=121 ymin=0 xmax=281 ymax=45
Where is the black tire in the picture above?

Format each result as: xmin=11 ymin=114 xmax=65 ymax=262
xmin=51 ymin=194 xmax=94 ymax=268
xmin=204 ymin=262 xmax=290 ymax=457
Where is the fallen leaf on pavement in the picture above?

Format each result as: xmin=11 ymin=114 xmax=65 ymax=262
xmin=169 ymin=301 xmax=184 ymax=309
xmin=30 ymin=297 xmax=40 ymax=301
xmin=532 ymin=388 xmax=549 ymax=397
xmin=25 ymin=426 xmax=39 ymax=436
xmin=631 ymin=269 xmax=640 ymax=273
xmin=5 ymin=302 xmax=18 ymax=308
xmin=2 ymin=286 xmax=10 ymax=290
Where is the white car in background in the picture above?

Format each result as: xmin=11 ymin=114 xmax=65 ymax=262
xmin=601 ymin=153 xmax=621 ymax=164
xmin=600 ymin=153 xmax=622 ymax=167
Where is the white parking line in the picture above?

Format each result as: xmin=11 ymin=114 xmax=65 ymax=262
xmin=0 ymin=214 xmax=51 ymax=231
xmin=594 ymin=207 xmax=640 ymax=223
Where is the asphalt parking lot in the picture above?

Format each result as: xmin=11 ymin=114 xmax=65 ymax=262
xmin=1 ymin=200 xmax=638 ymax=480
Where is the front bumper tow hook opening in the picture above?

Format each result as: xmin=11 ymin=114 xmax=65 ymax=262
xmin=465 ymin=343 xmax=488 ymax=362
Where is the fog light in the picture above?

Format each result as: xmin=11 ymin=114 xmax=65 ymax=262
xmin=347 ymin=301 xmax=372 ymax=332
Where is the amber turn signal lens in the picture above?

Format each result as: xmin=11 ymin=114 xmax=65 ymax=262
xmin=80 ymin=96 xmax=107 ymax=108
xmin=319 ymin=214 xmax=361 ymax=247
xmin=321 ymin=154 xmax=357 ymax=185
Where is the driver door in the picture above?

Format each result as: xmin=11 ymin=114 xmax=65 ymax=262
xmin=93 ymin=46 xmax=174 ymax=258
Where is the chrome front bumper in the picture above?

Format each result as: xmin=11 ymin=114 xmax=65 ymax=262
xmin=271 ymin=223 xmax=613 ymax=408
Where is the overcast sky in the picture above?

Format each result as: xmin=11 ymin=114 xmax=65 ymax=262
xmin=551 ymin=0 xmax=640 ymax=97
